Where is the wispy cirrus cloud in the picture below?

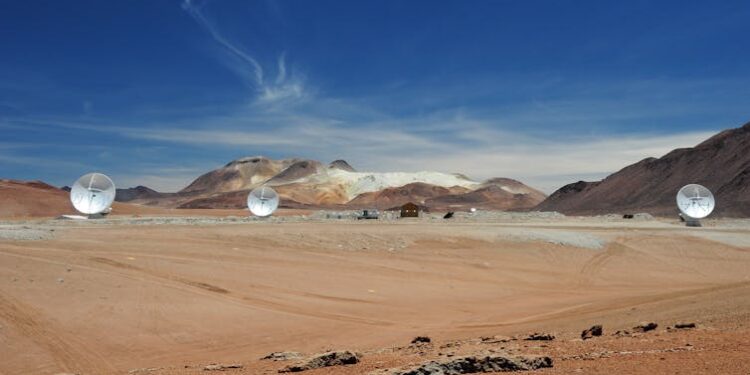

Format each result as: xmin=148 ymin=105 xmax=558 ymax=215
xmin=181 ymin=0 xmax=306 ymax=104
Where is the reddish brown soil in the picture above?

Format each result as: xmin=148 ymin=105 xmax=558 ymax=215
xmin=1 ymin=219 xmax=749 ymax=374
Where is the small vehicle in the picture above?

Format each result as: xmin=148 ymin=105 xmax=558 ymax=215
xmin=357 ymin=209 xmax=379 ymax=220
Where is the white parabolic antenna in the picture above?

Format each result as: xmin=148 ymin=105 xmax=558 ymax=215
xmin=70 ymin=172 xmax=116 ymax=215
xmin=676 ymin=184 xmax=715 ymax=219
xmin=247 ymin=186 xmax=279 ymax=217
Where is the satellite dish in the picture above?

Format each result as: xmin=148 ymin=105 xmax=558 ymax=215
xmin=676 ymin=184 xmax=715 ymax=222
xmin=247 ymin=186 xmax=279 ymax=217
xmin=70 ymin=172 xmax=116 ymax=215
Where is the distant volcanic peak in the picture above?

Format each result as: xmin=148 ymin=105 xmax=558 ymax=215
xmin=132 ymin=185 xmax=158 ymax=193
xmin=329 ymin=159 xmax=356 ymax=172
xmin=115 ymin=185 xmax=163 ymax=202
xmin=480 ymin=177 xmax=547 ymax=198
xmin=224 ymin=156 xmax=269 ymax=168
xmin=483 ymin=177 xmax=522 ymax=185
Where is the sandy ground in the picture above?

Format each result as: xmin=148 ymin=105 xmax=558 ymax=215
xmin=1 ymin=215 xmax=750 ymax=374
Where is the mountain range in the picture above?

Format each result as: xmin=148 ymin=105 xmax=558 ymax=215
xmin=116 ymin=157 xmax=547 ymax=211
xmin=4 ymin=121 xmax=748 ymax=218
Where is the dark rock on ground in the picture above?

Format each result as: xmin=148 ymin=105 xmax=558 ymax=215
xmin=524 ymin=332 xmax=555 ymax=341
xmin=581 ymin=325 xmax=603 ymax=340
xmin=672 ymin=322 xmax=697 ymax=329
xmin=633 ymin=322 xmax=658 ymax=332
xmin=261 ymin=352 xmax=303 ymax=361
xmin=279 ymin=350 xmax=359 ymax=372
xmin=412 ymin=336 xmax=432 ymax=344
xmin=203 ymin=363 xmax=243 ymax=371
xmin=373 ymin=354 xmax=553 ymax=374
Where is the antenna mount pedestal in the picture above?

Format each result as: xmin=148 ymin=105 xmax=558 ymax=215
xmin=685 ymin=218 xmax=702 ymax=227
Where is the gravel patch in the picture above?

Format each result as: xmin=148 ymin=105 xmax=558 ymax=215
xmin=686 ymin=231 xmax=750 ymax=248
xmin=497 ymin=228 xmax=606 ymax=249
xmin=0 ymin=226 xmax=55 ymax=241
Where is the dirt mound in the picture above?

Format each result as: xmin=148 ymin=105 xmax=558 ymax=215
xmin=537 ymin=120 xmax=750 ymax=216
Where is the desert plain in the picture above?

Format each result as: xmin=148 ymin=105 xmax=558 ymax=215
xmin=2 ymin=211 xmax=750 ymax=374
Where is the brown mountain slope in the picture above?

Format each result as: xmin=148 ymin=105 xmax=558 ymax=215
xmin=176 ymin=182 xmax=351 ymax=209
xmin=480 ymin=178 xmax=548 ymax=202
xmin=0 ymin=179 xmax=170 ymax=218
xmin=346 ymin=182 xmax=471 ymax=209
xmin=265 ymin=160 xmax=323 ymax=185
xmin=426 ymin=185 xmax=544 ymax=211
xmin=0 ymin=179 xmax=75 ymax=217
xmin=536 ymin=121 xmax=750 ymax=216
xmin=179 ymin=156 xmax=299 ymax=194
xmin=115 ymin=185 xmax=164 ymax=202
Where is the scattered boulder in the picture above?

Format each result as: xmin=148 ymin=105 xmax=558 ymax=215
xmin=280 ymin=351 xmax=359 ymax=372
xmin=671 ymin=322 xmax=696 ymax=329
xmin=524 ymin=332 xmax=555 ymax=341
xmin=411 ymin=336 xmax=432 ymax=344
xmin=633 ymin=322 xmax=658 ymax=332
xmin=261 ymin=352 xmax=303 ymax=361
xmin=581 ymin=325 xmax=603 ymax=340
xmin=203 ymin=363 xmax=243 ymax=371
xmin=373 ymin=354 xmax=553 ymax=374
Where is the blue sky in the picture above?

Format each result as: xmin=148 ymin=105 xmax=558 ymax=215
xmin=1 ymin=0 xmax=749 ymax=193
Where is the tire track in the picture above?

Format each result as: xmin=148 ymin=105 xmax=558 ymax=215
xmin=0 ymin=249 xmax=392 ymax=327
xmin=577 ymin=243 xmax=628 ymax=286
xmin=0 ymin=292 xmax=117 ymax=374
xmin=86 ymin=256 xmax=390 ymax=326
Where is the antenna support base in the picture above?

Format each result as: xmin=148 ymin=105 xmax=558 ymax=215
xmin=685 ymin=219 xmax=702 ymax=227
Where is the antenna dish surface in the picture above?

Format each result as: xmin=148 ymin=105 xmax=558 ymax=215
xmin=247 ymin=186 xmax=279 ymax=217
xmin=70 ymin=172 xmax=116 ymax=215
xmin=676 ymin=184 xmax=715 ymax=219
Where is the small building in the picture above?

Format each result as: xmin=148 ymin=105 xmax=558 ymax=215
xmin=357 ymin=209 xmax=379 ymax=220
xmin=400 ymin=202 xmax=419 ymax=218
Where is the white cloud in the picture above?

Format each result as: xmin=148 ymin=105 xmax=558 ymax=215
xmin=181 ymin=0 xmax=306 ymax=105
xmin=109 ymin=114 xmax=715 ymax=193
